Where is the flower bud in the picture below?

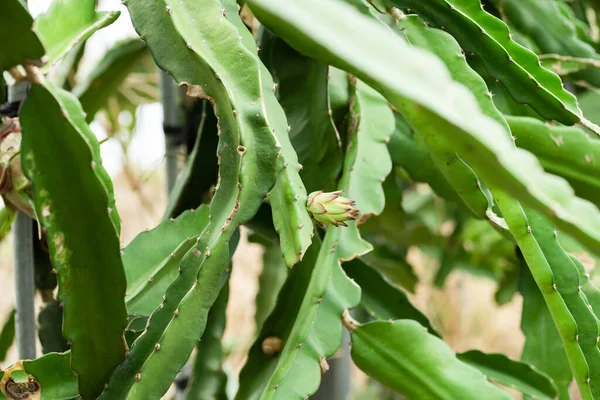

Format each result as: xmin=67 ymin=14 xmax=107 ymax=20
xmin=306 ymin=190 xmax=359 ymax=227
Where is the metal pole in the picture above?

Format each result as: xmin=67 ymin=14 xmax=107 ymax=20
xmin=12 ymin=214 xmax=36 ymax=360
xmin=159 ymin=70 xmax=184 ymax=194
xmin=159 ymin=69 xmax=188 ymax=393
xmin=10 ymin=78 xmax=37 ymax=360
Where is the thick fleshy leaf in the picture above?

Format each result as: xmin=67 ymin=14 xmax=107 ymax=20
xmin=123 ymin=207 xmax=210 ymax=316
xmin=519 ymin=261 xmax=573 ymax=398
xmin=335 ymin=80 xmax=394 ymax=260
xmin=0 ymin=0 xmax=45 ymax=71
xmin=185 ymin=283 xmax=229 ymax=400
xmin=457 ymin=350 xmax=558 ymax=399
xmin=540 ymin=55 xmax=600 ymax=76
xmin=388 ymin=112 xmax=460 ymax=202
xmin=221 ymin=0 xmax=315 ymax=267
xmin=21 ymin=81 xmax=127 ymax=399
xmin=350 ymin=320 xmax=511 ymax=399
xmin=496 ymin=192 xmax=599 ymax=399
xmin=395 ymin=14 xmax=498 ymax=222
xmin=237 ymin=235 xmax=360 ymax=399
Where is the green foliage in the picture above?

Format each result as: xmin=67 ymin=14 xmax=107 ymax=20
xmin=123 ymin=206 xmax=210 ymax=316
xmin=390 ymin=0 xmax=584 ymax=125
xmin=519 ymin=260 xmax=574 ymax=398
xmin=21 ymin=82 xmax=127 ymax=399
xmin=4 ymin=0 xmax=600 ymax=399
xmin=33 ymin=0 xmax=119 ymax=68
xmin=185 ymin=282 xmax=229 ymax=400
xmin=457 ymin=350 xmax=558 ymax=399
xmin=0 ymin=0 xmax=45 ymax=71
xmin=508 ymin=116 xmax=600 ymax=207
xmin=349 ymin=320 xmax=510 ymax=399
xmin=259 ymin=30 xmax=343 ymax=193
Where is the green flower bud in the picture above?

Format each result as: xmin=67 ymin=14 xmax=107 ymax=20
xmin=306 ymin=190 xmax=359 ymax=227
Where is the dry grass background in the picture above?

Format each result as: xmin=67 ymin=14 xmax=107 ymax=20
xmin=0 ymin=167 xmax=577 ymax=399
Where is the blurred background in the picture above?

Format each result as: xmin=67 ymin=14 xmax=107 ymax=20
xmin=0 ymin=0 xmax=536 ymax=398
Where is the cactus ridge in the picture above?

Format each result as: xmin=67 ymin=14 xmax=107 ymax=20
xmin=186 ymin=279 xmax=230 ymax=400
xmin=490 ymin=0 xmax=600 ymax=87
xmin=335 ymin=80 xmax=394 ymax=261
xmin=393 ymin=14 xmax=502 ymax=223
xmin=525 ymin=209 xmax=600 ymax=399
xmin=497 ymin=194 xmax=595 ymax=399
xmin=123 ymin=207 xmax=210 ymax=316
xmin=389 ymin=0 xmax=583 ymax=125
xmin=50 ymin=86 xmax=121 ymax=234
xmin=222 ymin=0 xmax=314 ymax=267
xmin=99 ymin=0 xmax=299 ymax=397
xmin=21 ymin=81 xmax=127 ymax=399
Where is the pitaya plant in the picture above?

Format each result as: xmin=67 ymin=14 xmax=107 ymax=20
xmin=2 ymin=0 xmax=600 ymax=399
